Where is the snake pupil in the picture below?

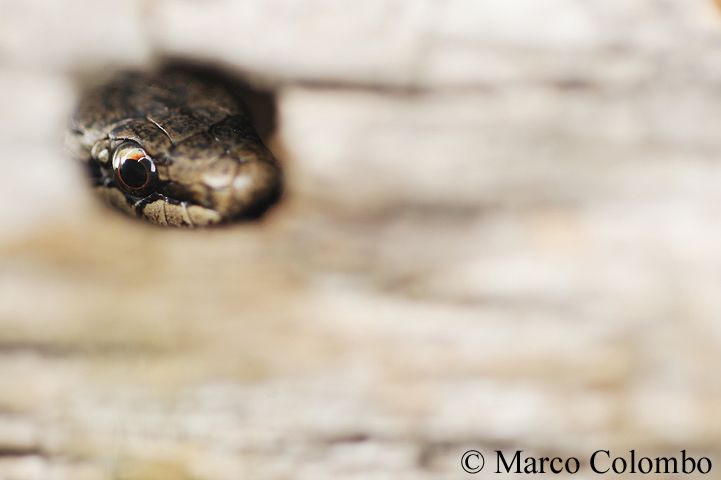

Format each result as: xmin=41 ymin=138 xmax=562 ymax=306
xmin=111 ymin=141 xmax=158 ymax=196
xmin=120 ymin=160 xmax=149 ymax=189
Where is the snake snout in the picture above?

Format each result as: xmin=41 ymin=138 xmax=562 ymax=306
xmin=203 ymin=159 xmax=282 ymax=219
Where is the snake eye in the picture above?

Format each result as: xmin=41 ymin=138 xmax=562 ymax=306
xmin=112 ymin=141 xmax=158 ymax=196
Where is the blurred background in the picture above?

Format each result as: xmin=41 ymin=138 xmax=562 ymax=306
xmin=2 ymin=0 xmax=721 ymax=478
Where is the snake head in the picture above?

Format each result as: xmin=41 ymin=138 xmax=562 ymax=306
xmin=70 ymin=71 xmax=283 ymax=227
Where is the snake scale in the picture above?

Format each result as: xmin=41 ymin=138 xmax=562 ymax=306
xmin=68 ymin=70 xmax=282 ymax=227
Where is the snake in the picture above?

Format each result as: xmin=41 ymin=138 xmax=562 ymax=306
xmin=67 ymin=70 xmax=282 ymax=227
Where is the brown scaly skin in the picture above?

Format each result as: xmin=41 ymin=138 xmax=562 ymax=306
xmin=67 ymin=71 xmax=282 ymax=227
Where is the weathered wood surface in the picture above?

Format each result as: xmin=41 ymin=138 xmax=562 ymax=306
xmin=2 ymin=0 xmax=721 ymax=478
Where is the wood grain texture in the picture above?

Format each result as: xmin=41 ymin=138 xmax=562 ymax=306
xmin=1 ymin=0 xmax=721 ymax=478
